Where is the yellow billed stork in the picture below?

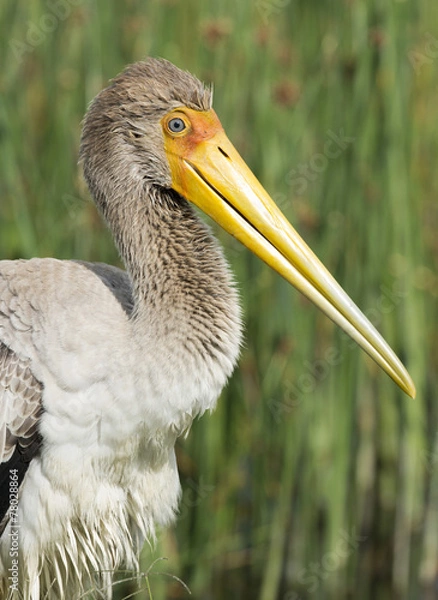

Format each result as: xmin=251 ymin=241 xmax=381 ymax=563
xmin=0 ymin=58 xmax=415 ymax=599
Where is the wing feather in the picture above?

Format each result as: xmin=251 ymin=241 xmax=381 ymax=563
xmin=0 ymin=342 xmax=43 ymax=530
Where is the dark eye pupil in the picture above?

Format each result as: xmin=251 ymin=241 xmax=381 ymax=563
xmin=168 ymin=118 xmax=185 ymax=133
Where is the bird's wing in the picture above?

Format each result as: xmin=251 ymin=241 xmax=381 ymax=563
xmin=0 ymin=258 xmax=135 ymax=534
xmin=75 ymin=260 xmax=135 ymax=316
xmin=0 ymin=342 xmax=43 ymax=531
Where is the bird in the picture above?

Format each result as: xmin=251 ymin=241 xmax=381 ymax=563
xmin=0 ymin=58 xmax=415 ymax=599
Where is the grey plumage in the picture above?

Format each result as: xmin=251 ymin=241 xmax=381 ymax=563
xmin=0 ymin=58 xmax=241 ymax=599
xmin=0 ymin=343 xmax=42 ymax=462
xmin=0 ymin=343 xmax=42 ymax=534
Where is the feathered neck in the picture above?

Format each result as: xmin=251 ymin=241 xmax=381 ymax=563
xmin=89 ymin=176 xmax=243 ymax=423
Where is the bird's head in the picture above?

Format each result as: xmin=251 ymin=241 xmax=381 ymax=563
xmin=80 ymin=57 xmax=415 ymax=398
xmin=80 ymin=58 xmax=212 ymax=196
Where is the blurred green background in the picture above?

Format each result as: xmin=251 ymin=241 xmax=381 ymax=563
xmin=0 ymin=0 xmax=437 ymax=598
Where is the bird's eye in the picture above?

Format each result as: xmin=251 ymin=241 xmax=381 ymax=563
xmin=167 ymin=117 xmax=186 ymax=134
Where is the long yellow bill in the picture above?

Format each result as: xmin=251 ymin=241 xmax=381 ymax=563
xmin=162 ymin=108 xmax=416 ymax=398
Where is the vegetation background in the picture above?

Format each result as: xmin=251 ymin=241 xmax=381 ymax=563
xmin=0 ymin=0 xmax=437 ymax=598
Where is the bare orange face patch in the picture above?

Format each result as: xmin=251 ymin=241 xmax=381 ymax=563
xmin=161 ymin=108 xmax=224 ymax=160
